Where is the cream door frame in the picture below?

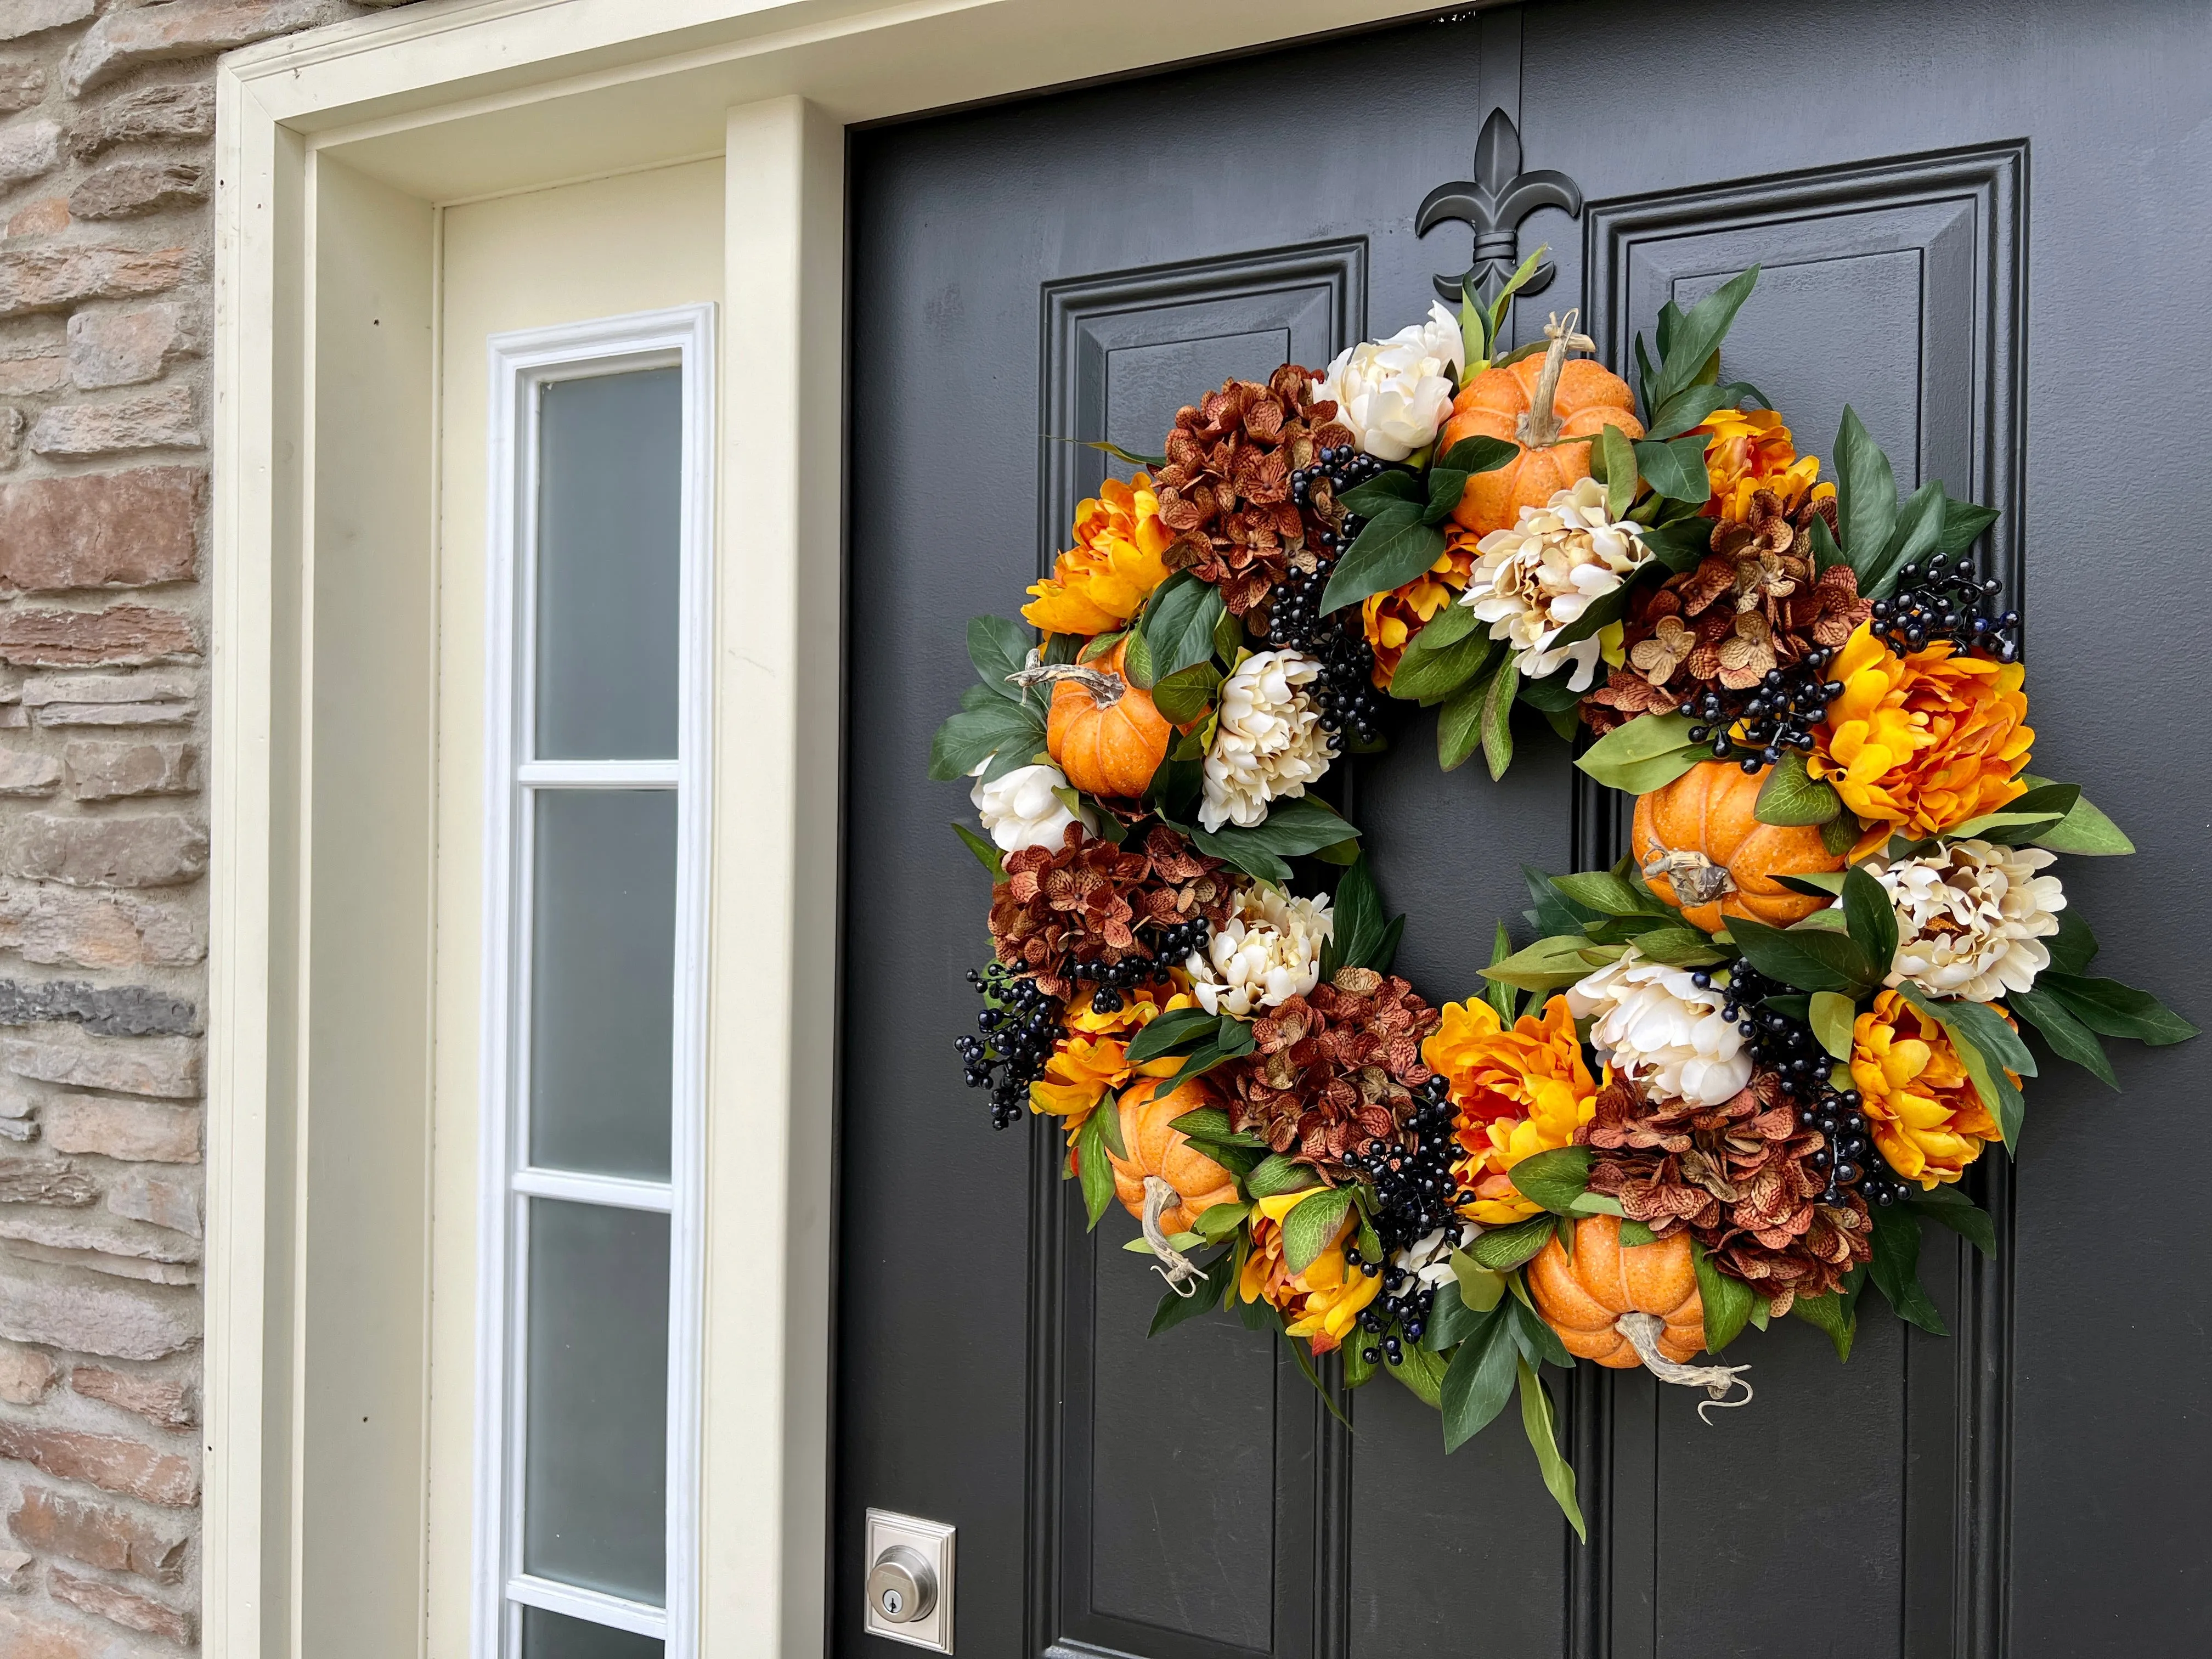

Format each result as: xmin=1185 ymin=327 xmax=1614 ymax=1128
xmin=209 ymin=2 xmax=1426 ymax=1656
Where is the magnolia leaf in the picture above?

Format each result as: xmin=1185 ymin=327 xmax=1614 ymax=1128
xmin=927 ymin=699 xmax=1046 ymax=782
xmin=2009 ymin=985 xmax=2118 ymax=1087
xmin=1832 ymin=405 xmax=1897 ymax=574
xmin=1470 ymin=1214 xmax=1558 ymax=1271
xmin=1440 ymin=1302 xmax=1518 ymax=1452
xmin=1791 ymin=1288 xmax=1857 ymax=1362
xmin=1281 ymin=1188 xmax=1355 ymax=1276
xmin=1551 ymin=870 xmax=1670 ymax=917
xmin=1170 ymin=1105 xmax=1267 ymax=1148
xmin=1506 ymin=1297 xmax=1573 ymax=1370
xmin=1775 ymin=870 xmax=1848 ymax=898
xmin=1438 ymin=670 xmax=1490 ymax=772
xmin=1909 ymin=1186 xmax=1997 ymax=1259
xmin=1482 ymin=654 xmax=1520 ymax=780
xmin=1211 ymin=602 xmax=1245 ymax=665
xmin=1895 ymin=984 xmax=2030 ymax=1148
xmin=1125 ymin=1008 xmax=1224 ymax=1064
xmin=1859 ymin=477 xmax=1946 ymax=600
xmin=1150 ymin=660 xmax=1221 ymax=726
xmin=1506 ymin=1146 xmax=1595 ymax=1214
xmin=1692 ymin=1242 xmax=1756 ymax=1353
xmin=1058 ymin=436 xmax=1166 ymax=469
xmin=1483 ymin=933 xmax=1613 ymax=993
xmin=950 ymin=822 xmax=1005 ymax=881
xmin=1075 ymin=1111 xmax=1114 ymax=1231
xmin=1630 ymin=926 xmax=1729 ymax=967
xmin=1437 ymin=435 xmax=1519 ymax=476
xmin=1639 ymin=516 xmax=1716 ymax=573
xmin=1142 ymin=573 xmax=1226 ymax=679
xmin=1841 ymin=866 xmax=1900 ymax=973
xmin=1320 ymin=509 xmax=1447 ymax=616
xmin=1485 ymin=921 xmax=1520 ymax=1023
xmin=1727 ymin=915 xmax=1880 ymax=995
xmin=1517 ymin=1360 xmax=1587 ymax=1541
xmin=1867 ymin=1203 xmax=1947 ymax=1336
xmin=2035 ymin=793 xmax=2136 ymax=856
xmin=1753 ymin=753 xmax=1843 ymax=826
xmin=1570 ymin=1192 xmax=1623 ymax=1216
xmin=1389 ymin=1339 xmax=1448 ymax=1409
xmin=1936 ymin=494 xmax=2001 ymax=557
xmin=1597 ymin=423 xmax=1639 ymax=522
xmin=1617 ymin=1220 xmax=1659 ymax=1246
xmin=967 ymin=614 xmax=1034 ymax=703
xmin=1390 ymin=623 xmax=1494 ymax=705
xmin=1148 ymin=1250 xmax=1235 ymax=1337
xmin=1451 ymin=1251 xmax=1507 ymax=1313
xmin=2039 ymin=972 xmax=2199 ymax=1046
xmin=1576 ymin=713 xmax=1708 ymax=794
xmin=1646 ymin=266 xmax=1759 ymax=416
xmin=1646 ymin=380 xmax=1768 ymax=441
xmin=1632 ymin=434 xmax=1713 ymax=503
xmin=2046 ymin=910 xmax=2099 ymax=976
xmin=1809 ymin=990 xmax=1859 ymax=1062
xmin=1339 ymin=470 xmax=1424 ymax=516
xmin=1243 ymin=1152 xmax=1322 ymax=1200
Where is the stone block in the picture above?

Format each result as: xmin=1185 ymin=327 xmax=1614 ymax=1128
xmin=9 ymin=1486 xmax=188 ymax=1583
xmin=1 ymin=814 xmax=206 ymax=888
xmin=66 ymin=84 xmax=214 ymax=162
xmin=3 ymin=1240 xmax=193 ymax=1283
xmin=47 ymin=1566 xmax=193 ymax=1645
xmin=0 ymin=119 xmax=58 ymax=187
xmin=4 ymin=195 xmax=67 ymax=238
xmin=0 ymin=1 xmax=94 ymax=47
xmin=18 ymin=1028 xmax=199 ymax=1100
xmin=0 ymin=748 xmax=55 ymax=794
xmin=0 ymin=467 xmax=200 ymax=591
xmin=41 ymin=1097 xmax=199 ymax=1157
xmin=64 ymin=740 xmax=196 ymax=799
xmin=0 ymin=318 xmax=64 ymax=397
xmin=0 ymin=61 xmax=44 ymax=116
xmin=0 ymin=244 xmax=189 ymax=319
xmin=66 ymin=303 xmax=197 ymax=390
xmin=0 ymin=1548 xmax=26 ymax=1590
xmin=0 ymin=1263 xmax=199 ymax=1362
xmin=0 ymin=979 xmax=198 ymax=1037
xmin=0 ymin=607 xmax=198 ymax=668
xmin=0 ymin=1156 xmax=93 ymax=1205
xmin=70 ymin=159 xmax=207 ymax=223
xmin=0 ymin=1204 xmax=198 ymax=1265
xmin=103 ymin=1170 xmax=197 ymax=1239
xmin=0 ymin=1604 xmax=141 ymax=1658
xmin=69 ymin=1365 xmax=194 ymax=1431
xmin=0 ymin=1338 xmax=54 ymax=1403
xmin=29 ymin=385 xmax=197 ymax=458
xmin=66 ymin=0 xmax=356 ymax=95
xmin=24 ymin=670 xmax=197 ymax=728
xmin=0 ymin=880 xmax=204 ymax=969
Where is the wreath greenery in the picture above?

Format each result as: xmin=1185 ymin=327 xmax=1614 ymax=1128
xmin=929 ymin=259 xmax=2194 ymax=1531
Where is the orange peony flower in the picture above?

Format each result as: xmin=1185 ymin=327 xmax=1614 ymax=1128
xmin=1362 ymin=541 xmax=1474 ymax=687
xmin=1238 ymin=1187 xmax=1380 ymax=1355
xmin=1023 ymin=472 xmax=1175 ymax=638
xmin=1029 ymin=981 xmax=1195 ymax=1137
xmin=1696 ymin=408 xmax=1836 ymax=523
xmin=1810 ymin=622 xmax=2033 ymax=859
xmin=1849 ymin=989 xmax=2010 ymax=1188
xmin=1422 ymin=995 xmax=1598 ymax=1223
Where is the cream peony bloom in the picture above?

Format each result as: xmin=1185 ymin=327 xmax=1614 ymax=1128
xmin=1565 ymin=947 xmax=1752 ymax=1108
xmin=1460 ymin=476 xmax=1652 ymax=691
xmin=968 ymin=759 xmax=1094 ymax=854
xmin=1390 ymin=1220 xmax=1479 ymax=1297
xmin=1310 ymin=302 xmax=1466 ymax=462
xmin=1866 ymin=838 xmax=2066 ymax=1002
xmin=1200 ymin=648 xmax=1338 ymax=833
xmin=1186 ymin=886 xmax=1333 ymax=1019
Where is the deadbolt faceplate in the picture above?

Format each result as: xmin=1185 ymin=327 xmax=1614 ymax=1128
xmin=863 ymin=1510 xmax=955 ymax=1652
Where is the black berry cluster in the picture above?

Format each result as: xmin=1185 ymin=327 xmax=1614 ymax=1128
xmin=952 ymin=962 xmax=1062 ymax=1129
xmin=1146 ymin=916 xmax=1210 ymax=968
xmin=1067 ymin=955 xmax=1150 ymax=1016
xmin=1344 ymin=1076 xmax=1470 ymax=1368
xmin=1795 ymin=1073 xmax=1911 ymax=1207
xmin=1288 ymin=444 xmax=1386 ymax=548
xmin=1872 ymin=554 xmax=2020 ymax=663
xmin=1679 ymin=652 xmax=1846 ymax=775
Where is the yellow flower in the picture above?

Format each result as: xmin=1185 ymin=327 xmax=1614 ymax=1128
xmin=1421 ymin=995 xmax=1598 ymax=1223
xmin=1238 ymin=1187 xmax=1380 ymax=1355
xmin=1696 ymin=408 xmax=1836 ymax=523
xmin=1022 ymin=472 xmax=1175 ymax=637
xmin=1028 ymin=983 xmax=1196 ymax=1136
xmin=1362 ymin=541 xmax=1474 ymax=687
xmin=1849 ymin=989 xmax=2008 ymax=1187
xmin=1810 ymin=622 xmax=2033 ymax=859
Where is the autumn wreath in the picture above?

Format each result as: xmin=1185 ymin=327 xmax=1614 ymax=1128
xmin=928 ymin=261 xmax=2194 ymax=1532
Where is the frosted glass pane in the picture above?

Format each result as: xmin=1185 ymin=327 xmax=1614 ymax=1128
xmin=521 ymin=1606 xmax=663 ymax=1659
xmin=529 ymin=790 xmax=676 ymax=1179
xmin=523 ymin=1199 xmax=670 ymax=1603
xmin=535 ymin=368 xmax=681 ymax=760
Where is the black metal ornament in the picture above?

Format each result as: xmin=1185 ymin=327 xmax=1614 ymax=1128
xmin=1416 ymin=107 xmax=1584 ymax=306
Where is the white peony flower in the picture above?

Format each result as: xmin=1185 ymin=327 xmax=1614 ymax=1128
xmin=1459 ymin=476 xmax=1652 ymax=691
xmin=1566 ymin=946 xmax=1752 ymax=1108
xmin=1389 ymin=1221 xmax=1479 ymax=1299
xmin=1865 ymin=839 xmax=2066 ymax=1002
xmin=1186 ymin=886 xmax=1333 ymax=1019
xmin=1310 ymin=301 xmax=1466 ymax=462
xmin=1200 ymin=648 xmax=1338 ymax=833
xmin=968 ymin=759 xmax=1095 ymax=854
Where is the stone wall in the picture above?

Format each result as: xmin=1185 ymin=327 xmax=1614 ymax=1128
xmin=0 ymin=3 xmax=419 ymax=1654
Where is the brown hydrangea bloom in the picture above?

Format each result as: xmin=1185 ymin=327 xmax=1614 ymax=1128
xmin=986 ymin=824 xmax=1237 ymax=998
xmin=1580 ymin=487 xmax=1872 ymax=736
xmin=1581 ymin=1070 xmax=1872 ymax=1316
xmin=1153 ymin=365 xmax=1354 ymax=618
xmin=1128 ymin=824 xmax=1236 ymax=932
xmin=1217 ymin=967 xmax=1442 ymax=1177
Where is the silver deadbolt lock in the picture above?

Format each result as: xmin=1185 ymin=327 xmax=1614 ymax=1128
xmin=868 ymin=1544 xmax=936 ymax=1622
xmin=864 ymin=1509 xmax=955 ymax=1652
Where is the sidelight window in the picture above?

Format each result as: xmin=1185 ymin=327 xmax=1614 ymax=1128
xmin=476 ymin=308 xmax=714 ymax=1659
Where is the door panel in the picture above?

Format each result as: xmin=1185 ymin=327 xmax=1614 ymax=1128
xmin=840 ymin=4 xmax=2212 ymax=1655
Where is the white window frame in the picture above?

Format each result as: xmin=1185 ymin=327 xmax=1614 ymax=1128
xmin=473 ymin=304 xmax=716 ymax=1659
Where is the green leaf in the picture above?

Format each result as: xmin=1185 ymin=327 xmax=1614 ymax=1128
xmin=1212 ymin=602 xmax=1245 ymax=665
xmin=1096 ymin=1091 xmax=1130 ymax=1159
xmin=1453 ymin=1251 xmax=1508 ymax=1313
xmin=2008 ymin=985 xmax=2117 ymax=1087
xmin=1390 ymin=620 xmax=1494 ymax=706
xmin=1148 ymin=1250 xmax=1235 ymax=1336
xmin=1389 ymin=1339 xmax=1448 ymax=1409
xmin=951 ymin=822 xmax=1005 ymax=882
xmin=1646 ymin=266 xmax=1759 ymax=417
xmin=1280 ymin=1188 xmax=1355 ymax=1276
xmin=1646 ymin=380 xmax=1767 ymax=441
xmin=1470 ymin=1214 xmax=1558 ymax=1271
xmin=1821 ymin=812 xmax=1864 ymax=856
xmin=1574 ymin=713 xmax=1708 ymax=794
xmin=1596 ymin=423 xmax=1639 ymax=522
xmin=1570 ymin=1192 xmax=1622 ymax=1217
xmin=1142 ymin=572 xmax=1227 ymax=679
xmin=1119 ymin=624 xmax=1156 ymax=690
xmin=1437 ymin=435 xmax=1520 ymax=476
xmin=1243 ymin=1153 xmax=1322 ymax=1200
xmin=967 ymin=614 xmax=1034 ymax=703
xmin=1753 ymin=753 xmax=1843 ymax=826
xmin=1859 ymin=478 xmax=1946 ymax=600
xmin=1630 ymin=926 xmax=1728 ymax=967
xmin=1424 ymin=1280 xmax=1479 ymax=1351
xmin=1156 ymin=1019 xmax=1257 ymax=1093
xmin=1726 ymin=915 xmax=1880 ymax=995
xmin=1075 ymin=1111 xmax=1114 ymax=1231
xmin=1331 ymin=855 xmax=1398 ymax=974
xmin=1485 ymin=922 xmax=1520 ymax=1023
xmin=1936 ymin=494 xmax=2001 ymax=558
xmin=1482 ymin=653 xmax=1520 ymax=780
xmin=1191 ymin=797 xmax=1361 ymax=882
xmin=2040 ymin=973 xmax=2198 ymax=1046
xmin=1791 ymin=1289 xmax=1857 ymax=1362
xmin=1894 ymin=984 xmax=2030 ymax=1148
xmin=2035 ymin=793 xmax=2136 ymax=856
xmin=1617 ymin=1220 xmax=1659 ymax=1246
xmin=1056 ymin=435 xmax=1166 ymax=469
xmin=1632 ymin=434 xmax=1713 ymax=503
xmin=1692 ymin=1243 xmax=1756 ymax=1353
xmin=927 ymin=699 xmax=1046 ymax=782
xmin=1506 ymin=1146 xmax=1594 ymax=1214
xmin=1339 ymin=470 xmax=1424 ymax=517
xmin=1866 ymin=1203 xmax=1947 ymax=1336
xmin=1908 ymin=1186 xmax=1997 ymax=1258
xmin=1775 ymin=870 xmax=1849 ymax=899
xmin=1124 ymin=1007 xmax=1226 ymax=1065
xmin=1809 ymin=990 xmax=1859 ymax=1063
xmin=1506 ymin=1296 xmax=1574 ymax=1370
xmin=1193 ymin=1201 xmax=1252 ymax=1239
xmin=1437 ymin=669 xmax=1490 ymax=771
xmin=1319 ymin=509 xmax=1448 ymax=616
xmin=1832 ymin=405 xmax=1897 ymax=575
xmin=1483 ymin=933 xmax=1619 ymax=994
xmin=1551 ymin=870 xmax=1669 ymax=918
xmin=2045 ymin=911 xmax=2099 ymax=977
xmin=1150 ymin=660 xmax=1220 ymax=726
xmin=1171 ymin=1106 xmax=1268 ymax=1150
xmin=1841 ymin=866 xmax=1899 ymax=974
xmin=1639 ymin=515 xmax=1716 ymax=573
xmin=1516 ymin=1360 xmax=1586 ymax=1541
xmin=1483 ymin=247 xmax=1548 ymax=354
xmin=1440 ymin=1303 xmax=1519 ymax=1451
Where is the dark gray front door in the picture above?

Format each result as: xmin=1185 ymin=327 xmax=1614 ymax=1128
xmin=838 ymin=4 xmax=2211 ymax=1654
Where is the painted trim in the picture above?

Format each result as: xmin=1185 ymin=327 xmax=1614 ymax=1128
xmin=473 ymin=304 xmax=715 ymax=1659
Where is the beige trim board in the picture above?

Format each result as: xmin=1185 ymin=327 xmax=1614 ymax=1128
xmin=208 ymin=2 xmax=1412 ymax=1656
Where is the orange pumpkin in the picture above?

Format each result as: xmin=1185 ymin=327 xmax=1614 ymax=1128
xmin=1440 ymin=341 xmax=1642 ymax=535
xmin=1104 ymin=1076 xmax=1240 ymax=1235
xmin=1046 ymin=637 xmax=1170 ymax=799
xmin=1527 ymin=1215 xmax=1704 ymax=1368
xmin=1633 ymin=761 xmax=1845 ymax=934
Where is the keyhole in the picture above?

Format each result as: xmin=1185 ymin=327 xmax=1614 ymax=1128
xmin=882 ymin=1588 xmax=905 ymax=1617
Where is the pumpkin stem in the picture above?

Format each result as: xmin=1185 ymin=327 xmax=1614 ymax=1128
xmin=1642 ymin=849 xmax=1737 ymax=909
xmin=1517 ymin=308 xmax=1598 ymax=450
xmin=1007 ymin=661 xmax=1125 ymax=708
xmin=1616 ymin=1311 xmax=1755 ymax=1423
xmin=1141 ymin=1176 xmax=1205 ymax=1296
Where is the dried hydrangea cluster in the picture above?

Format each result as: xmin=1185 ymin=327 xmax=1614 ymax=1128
xmin=933 ymin=262 xmax=2189 ymax=1528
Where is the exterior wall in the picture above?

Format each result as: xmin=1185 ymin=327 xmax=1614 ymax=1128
xmin=0 ymin=4 xmax=418 ymax=1656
